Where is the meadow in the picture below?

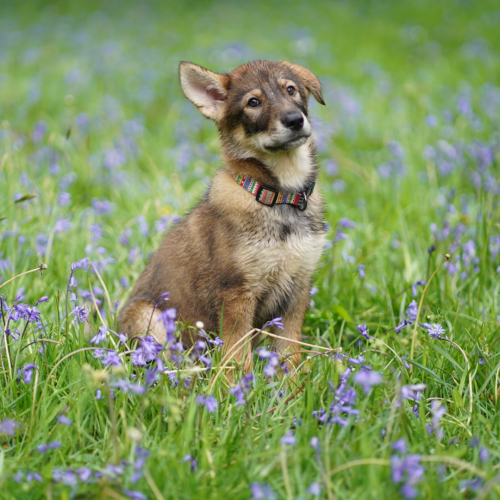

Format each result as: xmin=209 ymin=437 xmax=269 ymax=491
xmin=1 ymin=1 xmax=500 ymax=498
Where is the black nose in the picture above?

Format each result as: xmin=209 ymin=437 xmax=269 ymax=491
xmin=281 ymin=111 xmax=304 ymax=131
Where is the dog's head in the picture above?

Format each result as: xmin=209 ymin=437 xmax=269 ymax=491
xmin=179 ymin=60 xmax=324 ymax=155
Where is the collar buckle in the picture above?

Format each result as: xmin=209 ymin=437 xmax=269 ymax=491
xmin=256 ymin=185 xmax=277 ymax=206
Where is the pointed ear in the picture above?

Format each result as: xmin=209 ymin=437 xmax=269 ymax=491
xmin=179 ymin=62 xmax=230 ymax=121
xmin=287 ymin=63 xmax=325 ymax=105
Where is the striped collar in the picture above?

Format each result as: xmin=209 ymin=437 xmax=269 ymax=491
xmin=232 ymin=173 xmax=314 ymax=211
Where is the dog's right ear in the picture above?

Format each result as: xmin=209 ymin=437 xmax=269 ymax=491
xmin=179 ymin=62 xmax=230 ymax=121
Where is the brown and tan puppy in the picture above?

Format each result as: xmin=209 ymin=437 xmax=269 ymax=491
xmin=118 ymin=60 xmax=326 ymax=376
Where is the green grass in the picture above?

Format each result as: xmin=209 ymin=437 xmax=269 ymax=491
xmin=1 ymin=1 xmax=500 ymax=498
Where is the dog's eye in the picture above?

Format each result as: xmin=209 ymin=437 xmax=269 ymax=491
xmin=247 ymin=97 xmax=261 ymax=108
xmin=286 ymin=85 xmax=296 ymax=96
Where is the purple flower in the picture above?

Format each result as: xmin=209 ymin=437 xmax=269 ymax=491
xmin=308 ymin=482 xmax=321 ymax=495
xmin=72 ymin=305 xmax=89 ymax=323
xmin=262 ymin=317 xmax=284 ymax=330
xmin=250 ymin=483 xmax=276 ymax=500
xmin=52 ymin=469 xmax=77 ymax=487
xmin=57 ymin=192 xmax=71 ymax=206
xmin=91 ymin=197 xmax=115 ymax=216
xmin=459 ymin=478 xmax=484 ymax=493
xmin=0 ymin=418 xmax=21 ymax=436
xmin=75 ymin=467 xmax=93 ymax=481
xmin=310 ymin=437 xmax=320 ymax=450
xmin=95 ymin=389 xmax=102 ymax=399
xmin=102 ymin=350 xmax=122 ymax=366
xmin=26 ymin=472 xmax=42 ymax=482
xmin=391 ymin=454 xmax=425 ymax=499
xmin=479 ymin=447 xmax=489 ymax=462
xmin=57 ymin=415 xmax=73 ymax=426
xmin=353 ymin=368 xmax=382 ymax=394
xmin=123 ymin=490 xmax=147 ymax=500
xmin=395 ymin=320 xmax=411 ymax=334
xmin=18 ymin=364 xmax=37 ymax=384
xmin=310 ymin=286 xmax=318 ymax=296
xmin=35 ymin=296 xmax=49 ymax=305
xmin=427 ymin=400 xmax=446 ymax=439
xmin=406 ymin=301 xmax=418 ymax=322
xmin=411 ymin=280 xmax=426 ymax=297
xmin=37 ymin=440 xmax=62 ymax=453
xmin=358 ymin=264 xmax=366 ymax=279
xmin=357 ymin=323 xmax=369 ymax=339
xmin=392 ymin=438 xmax=407 ymax=454
xmin=90 ymin=325 xmax=109 ymax=345
xmin=54 ymin=219 xmax=72 ymax=233
xmin=280 ymin=431 xmax=296 ymax=446
xmin=400 ymin=384 xmax=426 ymax=403
xmin=197 ymin=395 xmax=218 ymax=413
xmin=469 ymin=435 xmax=479 ymax=447
xmin=158 ymin=308 xmax=177 ymax=342
xmin=198 ymin=355 xmax=212 ymax=370
xmin=426 ymin=323 xmax=446 ymax=339
xmin=183 ymin=454 xmax=198 ymax=472
xmin=338 ymin=218 xmax=356 ymax=228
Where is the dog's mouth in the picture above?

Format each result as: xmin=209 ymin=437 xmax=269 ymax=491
xmin=264 ymin=134 xmax=309 ymax=152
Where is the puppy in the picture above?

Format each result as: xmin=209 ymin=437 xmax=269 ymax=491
xmin=118 ymin=60 xmax=326 ymax=377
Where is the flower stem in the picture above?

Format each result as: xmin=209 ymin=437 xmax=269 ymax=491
xmin=409 ymin=254 xmax=449 ymax=372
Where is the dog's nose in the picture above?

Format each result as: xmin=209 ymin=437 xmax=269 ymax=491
xmin=281 ymin=111 xmax=304 ymax=131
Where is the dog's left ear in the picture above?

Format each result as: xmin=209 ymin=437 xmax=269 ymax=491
xmin=287 ymin=63 xmax=325 ymax=105
xmin=179 ymin=61 xmax=230 ymax=121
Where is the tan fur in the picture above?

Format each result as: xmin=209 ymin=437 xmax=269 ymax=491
xmin=118 ymin=60 xmax=326 ymax=380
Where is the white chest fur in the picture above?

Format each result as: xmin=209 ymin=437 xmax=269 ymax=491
xmin=235 ymin=208 xmax=325 ymax=311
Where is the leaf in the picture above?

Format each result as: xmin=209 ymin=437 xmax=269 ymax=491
xmin=14 ymin=194 xmax=37 ymax=204
xmin=0 ymin=216 xmax=5 ymax=221
xmin=453 ymin=388 xmax=464 ymax=408
xmin=331 ymin=305 xmax=353 ymax=323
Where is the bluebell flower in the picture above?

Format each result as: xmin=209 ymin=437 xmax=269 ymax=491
xmin=280 ymin=431 xmax=296 ymax=446
xmin=0 ymin=418 xmax=21 ymax=436
xmin=406 ymin=301 xmax=418 ymax=322
xmin=391 ymin=438 xmax=407 ymax=454
xmin=197 ymin=395 xmax=218 ymax=413
xmin=54 ymin=219 xmax=72 ymax=233
xmin=308 ymin=482 xmax=321 ymax=495
xmin=250 ymin=483 xmax=276 ymax=500
xmin=72 ymin=305 xmax=89 ymax=323
xmin=57 ymin=415 xmax=73 ymax=426
xmin=52 ymin=469 xmax=77 ymax=487
xmin=57 ymin=192 xmax=71 ymax=206
xmin=459 ymin=478 xmax=483 ymax=493
xmin=102 ymin=350 xmax=122 ymax=366
xmin=479 ymin=447 xmax=489 ymax=462
xmin=75 ymin=467 xmax=93 ymax=482
xmin=123 ymin=490 xmax=147 ymax=500
xmin=310 ymin=436 xmax=320 ymax=450
xmin=262 ymin=317 xmax=284 ymax=330
xmin=183 ymin=454 xmax=198 ymax=472
xmin=90 ymin=325 xmax=109 ymax=345
xmin=37 ymin=440 xmax=62 ymax=453
xmin=353 ymin=368 xmax=382 ymax=394
xmin=357 ymin=324 xmax=369 ymax=339
xmin=158 ymin=308 xmax=177 ymax=342
xmin=18 ymin=364 xmax=37 ymax=385
xmin=469 ymin=435 xmax=479 ymax=447
xmin=338 ymin=218 xmax=356 ymax=228
xmin=426 ymin=323 xmax=446 ymax=339
xmin=411 ymin=280 xmax=426 ymax=297
xmin=358 ymin=264 xmax=366 ymax=279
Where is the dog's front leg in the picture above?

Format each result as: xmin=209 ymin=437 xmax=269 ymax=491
xmin=219 ymin=291 xmax=256 ymax=381
xmin=271 ymin=286 xmax=311 ymax=378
